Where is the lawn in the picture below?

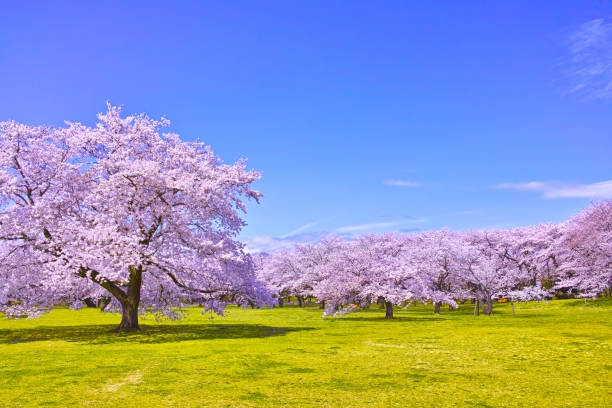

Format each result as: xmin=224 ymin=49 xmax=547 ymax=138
xmin=0 ymin=299 xmax=611 ymax=407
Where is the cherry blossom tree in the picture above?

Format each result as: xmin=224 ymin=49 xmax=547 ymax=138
xmin=554 ymin=200 xmax=612 ymax=298
xmin=459 ymin=230 xmax=514 ymax=316
xmin=496 ymin=225 xmax=559 ymax=315
xmin=255 ymin=249 xmax=306 ymax=307
xmin=407 ymin=230 xmax=466 ymax=314
xmin=313 ymin=234 xmax=427 ymax=319
xmin=0 ymin=104 xmax=271 ymax=330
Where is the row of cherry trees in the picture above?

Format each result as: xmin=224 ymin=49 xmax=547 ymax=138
xmin=255 ymin=201 xmax=612 ymax=318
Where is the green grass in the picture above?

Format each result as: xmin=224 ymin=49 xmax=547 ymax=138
xmin=1 ymin=299 xmax=611 ymax=407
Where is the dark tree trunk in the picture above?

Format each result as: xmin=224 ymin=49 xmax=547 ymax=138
xmin=297 ymin=296 xmax=305 ymax=308
xmin=319 ymin=300 xmax=325 ymax=309
xmin=385 ymin=301 xmax=394 ymax=319
xmin=485 ymin=295 xmax=493 ymax=316
xmin=278 ymin=297 xmax=284 ymax=308
xmin=117 ymin=301 xmax=140 ymax=331
xmin=83 ymin=298 xmax=97 ymax=308
xmin=98 ymin=297 xmax=111 ymax=311
xmin=113 ymin=266 xmax=142 ymax=331
xmin=434 ymin=301 xmax=442 ymax=315
xmin=474 ymin=299 xmax=480 ymax=316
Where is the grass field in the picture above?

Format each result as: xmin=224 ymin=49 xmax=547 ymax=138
xmin=1 ymin=299 xmax=611 ymax=407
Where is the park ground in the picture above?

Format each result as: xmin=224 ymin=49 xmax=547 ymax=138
xmin=0 ymin=299 xmax=611 ymax=407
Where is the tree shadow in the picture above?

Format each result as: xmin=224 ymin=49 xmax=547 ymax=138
xmin=339 ymin=316 xmax=448 ymax=322
xmin=0 ymin=323 xmax=316 ymax=345
xmin=561 ymin=298 xmax=612 ymax=308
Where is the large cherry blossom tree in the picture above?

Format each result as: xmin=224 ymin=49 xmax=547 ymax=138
xmin=0 ymin=105 xmax=271 ymax=330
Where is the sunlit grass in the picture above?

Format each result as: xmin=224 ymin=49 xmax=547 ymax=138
xmin=1 ymin=298 xmax=611 ymax=407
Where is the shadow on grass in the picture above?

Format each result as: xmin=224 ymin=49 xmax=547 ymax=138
xmin=560 ymin=298 xmax=612 ymax=308
xmin=0 ymin=323 xmax=316 ymax=345
xmin=340 ymin=316 xmax=449 ymax=322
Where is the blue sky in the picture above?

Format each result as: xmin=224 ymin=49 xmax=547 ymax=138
xmin=1 ymin=1 xmax=611 ymax=252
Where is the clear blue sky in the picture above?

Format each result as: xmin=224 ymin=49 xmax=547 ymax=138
xmin=1 ymin=1 xmax=611 ymax=252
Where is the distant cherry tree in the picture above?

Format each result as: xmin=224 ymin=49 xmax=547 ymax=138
xmin=554 ymin=200 xmax=612 ymax=298
xmin=408 ymin=230 xmax=467 ymax=314
xmin=255 ymin=249 xmax=307 ymax=307
xmin=0 ymin=105 xmax=270 ymax=330
xmin=313 ymin=234 xmax=426 ymax=319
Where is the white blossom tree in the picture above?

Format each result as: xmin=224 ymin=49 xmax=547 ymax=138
xmin=0 ymin=105 xmax=271 ymax=330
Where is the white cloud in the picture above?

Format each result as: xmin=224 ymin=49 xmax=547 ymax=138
xmin=383 ymin=180 xmax=421 ymax=187
xmin=566 ymin=18 xmax=612 ymax=100
xmin=495 ymin=180 xmax=612 ymax=199
xmin=336 ymin=218 xmax=427 ymax=233
xmin=279 ymin=221 xmax=319 ymax=238
xmin=244 ymin=231 xmax=340 ymax=253
xmin=245 ymin=218 xmax=429 ymax=252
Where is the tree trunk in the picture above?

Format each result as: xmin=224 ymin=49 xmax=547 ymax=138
xmin=278 ymin=297 xmax=284 ymax=308
xmin=511 ymin=301 xmax=515 ymax=316
xmin=484 ymin=295 xmax=493 ymax=315
xmin=297 ymin=296 xmax=304 ymax=308
xmin=98 ymin=297 xmax=111 ymax=311
xmin=473 ymin=299 xmax=480 ymax=316
xmin=385 ymin=301 xmax=394 ymax=319
xmin=117 ymin=301 xmax=140 ymax=331
xmin=434 ymin=301 xmax=442 ymax=315
xmin=377 ymin=297 xmax=386 ymax=308
xmin=83 ymin=298 xmax=97 ymax=308
xmin=319 ymin=300 xmax=325 ymax=309
xmin=113 ymin=266 xmax=142 ymax=331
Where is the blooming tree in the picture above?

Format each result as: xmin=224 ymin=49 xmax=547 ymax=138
xmin=554 ymin=200 xmax=612 ymax=298
xmin=255 ymin=249 xmax=307 ymax=306
xmin=313 ymin=234 xmax=427 ymax=319
xmin=255 ymin=238 xmax=344 ymax=308
xmin=0 ymin=105 xmax=271 ymax=330
xmin=408 ymin=230 xmax=467 ymax=314
xmin=458 ymin=230 xmax=513 ymax=316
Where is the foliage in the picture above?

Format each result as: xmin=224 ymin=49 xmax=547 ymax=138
xmin=257 ymin=201 xmax=612 ymax=318
xmin=0 ymin=105 xmax=271 ymax=329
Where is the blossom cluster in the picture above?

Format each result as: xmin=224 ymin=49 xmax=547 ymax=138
xmin=255 ymin=201 xmax=612 ymax=317
xmin=0 ymin=105 xmax=272 ymax=322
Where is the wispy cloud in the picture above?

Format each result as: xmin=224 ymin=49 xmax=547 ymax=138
xmin=279 ymin=221 xmax=319 ymax=238
xmin=246 ymin=217 xmax=429 ymax=252
xmin=336 ymin=218 xmax=427 ymax=233
xmin=495 ymin=180 xmax=612 ymax=199
xmin=566 ymin=18 xmax=612 ymax=100
xmin=244 ymin=231 xmax=339 ymax=253
xmin=383 ymin=180 xmax=421 ymax=187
